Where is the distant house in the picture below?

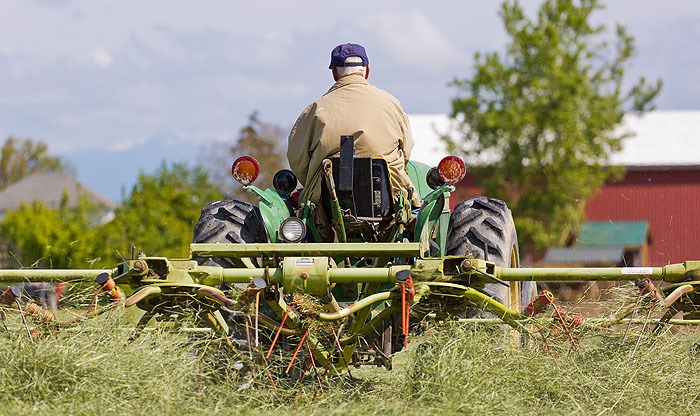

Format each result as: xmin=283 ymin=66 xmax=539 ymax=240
xmin=408 ymin=111 xmax=700 ymax=266
xmin=0 ymin=173 xmax=116 ymax=267
xmin=543 ymin=221 xmax=651 ymax=267
xmin=0 ymin=172 xmax=116 ymax=218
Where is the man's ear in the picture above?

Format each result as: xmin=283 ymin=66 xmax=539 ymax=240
xmin=331 ymin=67 xmax=339 ymax=81
xmin=365 ymin=65 xmax=370 ymax=79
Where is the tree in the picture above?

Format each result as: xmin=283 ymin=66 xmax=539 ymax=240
xmin=100 ymin=163 xmax=224 ymax=262
xmin=446 ymin=0 xmax=661 ymax=257
xmin=0 ymin=193 xmax=105 ymax=269
xmin=202 ymin=112 xmax=288 ymax=202
xmin=1 ymin=162 xmax=223 ymax=268
xmin=1 ymin=137 xmax=67 ymax=190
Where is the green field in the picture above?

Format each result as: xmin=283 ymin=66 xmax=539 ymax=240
xmin=1 ymin=297 xmax=699 ymax=416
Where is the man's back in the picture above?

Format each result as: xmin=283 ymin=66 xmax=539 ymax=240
xmin=288 ymin=75 xmax=415 ymax=205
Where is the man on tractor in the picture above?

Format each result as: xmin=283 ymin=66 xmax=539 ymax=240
xmin=287 ymin=43 xmax=420 ymax=236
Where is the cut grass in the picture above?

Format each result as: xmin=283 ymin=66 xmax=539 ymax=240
xmin=0 ymin=300 xmax=699 ymax=415
xmin=407 ymin=322 xmax=700 ymax=415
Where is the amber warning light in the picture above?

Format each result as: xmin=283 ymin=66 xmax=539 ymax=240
xmin=231 ymin=156 xmax=260 ymax=185
xmin=437 ymin=156 xmax=466 ymax=184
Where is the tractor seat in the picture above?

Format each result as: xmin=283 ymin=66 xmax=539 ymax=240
xmin=320 ymin=156 xmax=394 ymax=223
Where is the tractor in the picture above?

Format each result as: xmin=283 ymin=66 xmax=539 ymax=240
xmin=189 ymin=135 xmax=537 ymax=369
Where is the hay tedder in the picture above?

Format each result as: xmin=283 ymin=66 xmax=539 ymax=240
xmin=1 ymin=136 xmax=699 ymax=375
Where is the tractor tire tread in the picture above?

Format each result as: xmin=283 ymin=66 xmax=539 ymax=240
xmin=447 ymin=197 xmax=512 ymax=265
xmin=192 ymin=199 xmax=267 ymax=268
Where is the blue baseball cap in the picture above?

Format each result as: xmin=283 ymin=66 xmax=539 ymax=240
xmin=329 ymin=43 xmax=369 ymax=69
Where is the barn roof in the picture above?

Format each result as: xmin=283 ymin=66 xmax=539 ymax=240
xmin=408 ymin=110 xmax=700 ymax=168
xmin=0 ymin=173 xmax=116 ymax=213
xmin=609 ymin=111 xmax=700 ymax=167
xmin=542 ymin=246 xmax=625 ymax=266
xmin=576 ymin=221 xmax=649 ymax=248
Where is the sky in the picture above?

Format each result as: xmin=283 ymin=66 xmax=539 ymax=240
xmin=2 ymin=0 xmax=700 ymax=201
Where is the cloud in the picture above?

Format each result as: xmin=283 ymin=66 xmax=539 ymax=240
xmin=91 ymin=47 xmax=113 ymax=68
xmin=360 ymin=11 xmax=466 ymax=73
xmin=107 ymin=138 xmax=146 ymax=152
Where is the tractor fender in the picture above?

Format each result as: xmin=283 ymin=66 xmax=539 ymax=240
xmin=244 ymin=185 xmax=292 ymax=242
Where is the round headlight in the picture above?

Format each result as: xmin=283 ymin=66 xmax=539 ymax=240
xmin=279 ymin=217 xmax=306 ymax=243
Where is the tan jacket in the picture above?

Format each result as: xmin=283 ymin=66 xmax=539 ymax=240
xmin=288 ymin=75 xmax=418 ymax=206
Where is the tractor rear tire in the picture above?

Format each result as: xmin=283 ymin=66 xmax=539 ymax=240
xmin=192 ymin=199 xmax=268 ymax=268
xmin=446 ymin=196 xmax=535 ymax=313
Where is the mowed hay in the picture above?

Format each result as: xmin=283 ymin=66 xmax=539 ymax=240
xmin=407 ymin=322 xmax=700 ymax=415
xmin=0 ymin=303 xmax=699 ymax=415
xmin=0 ymin=311 xmax=197 ymax=414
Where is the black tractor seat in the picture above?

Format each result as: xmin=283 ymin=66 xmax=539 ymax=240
xmin=320 ymin=156 xmax=394 ymax=224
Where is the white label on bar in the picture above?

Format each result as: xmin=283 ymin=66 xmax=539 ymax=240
xmin=296 ymin=258 xmax=314 ymax=265
xmin=620 ymin=267 xmax=653 ymax=275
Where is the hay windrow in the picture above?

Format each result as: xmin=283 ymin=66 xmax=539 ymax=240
xmin=0 ymin=286 xmax=698 ymax=415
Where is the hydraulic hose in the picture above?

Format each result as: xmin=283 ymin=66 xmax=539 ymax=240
xmin=318 ymin=292 xmax=396 ymax=321
xmin=663 ymin=284 xmax=694 ymax=308
xmin=414 ymin=281 xmax=524 ymax=328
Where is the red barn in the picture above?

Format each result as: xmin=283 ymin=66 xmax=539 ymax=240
xmin=584 ymin=111 xmax=700 ymax=264
xmin=409 ymin=111 xmax=700 ymax=266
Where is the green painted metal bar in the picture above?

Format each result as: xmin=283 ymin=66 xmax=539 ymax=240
xmin=191 ymin=242 xmax=421 ymax=258
xmin=212 ymin=265 xmax=410 ymax=286
xmin=328 ymin=266 xmax=410 ymax=284
xmin=494 ymin=262 xmax=700 ymax=284
xmin=207 ymin=261 xmax=699 ymax=288
xmin=322 ymin=158 xmax=347 ymax=243
xmin=496 ymin=266 xmax=663 ymax=282
xmin=0 ymin=269 xmax=114 ymax=282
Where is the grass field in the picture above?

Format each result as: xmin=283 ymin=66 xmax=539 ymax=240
xmin=1 ymin=294 xmax=700 ymax=416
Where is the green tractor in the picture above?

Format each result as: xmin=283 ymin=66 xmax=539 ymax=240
xmin=187 ymin=135 xmax=536 ymax=368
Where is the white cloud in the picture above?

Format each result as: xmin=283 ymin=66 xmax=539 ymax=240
xmin=107 ymin=138 xmax=146 ymax=152
xmin=360 ymin=11 xmax=466 ymax=73
xmin=91 ymin=47 xmax=113 ymax=68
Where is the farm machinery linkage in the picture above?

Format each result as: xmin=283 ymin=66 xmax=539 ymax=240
xmin=1 ymin=139 xmax=699 ymax=375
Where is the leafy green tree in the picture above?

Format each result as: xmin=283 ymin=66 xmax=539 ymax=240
xmin=202 ymin=112 xmax=288 ymax=202
xmin=0 ymin=193 xmax=105 ymax=268
xmin=1 ymin=162 xmax=224 ymax=268
xmin=1 ymin=137 xmax=67 ymax=190
xmin=447 ymin=0 xmax=661 ymax=257
xmin=100 ymin=163 xmax=225 ymax=262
